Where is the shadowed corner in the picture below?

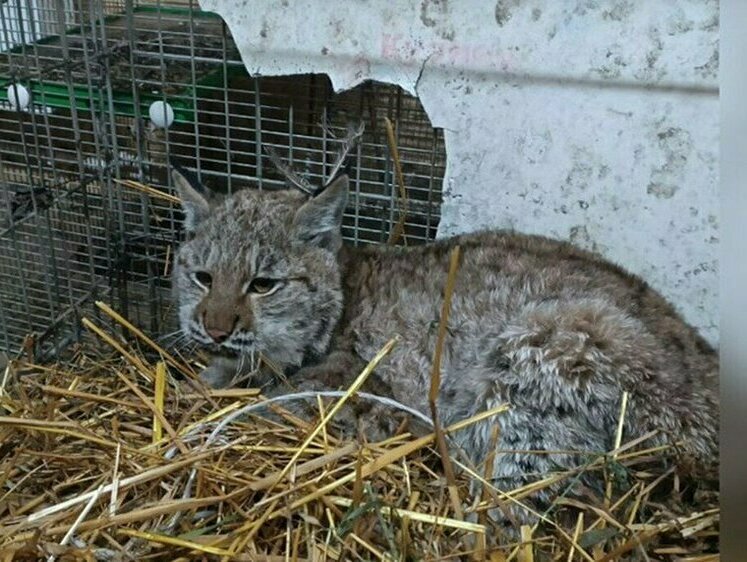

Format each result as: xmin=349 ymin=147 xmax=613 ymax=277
xmin=720 ymin=0 xmax=747 ymax=557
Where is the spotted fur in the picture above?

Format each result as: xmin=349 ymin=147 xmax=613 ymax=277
xmin=172 ymin=167 xmax=719 ymax=524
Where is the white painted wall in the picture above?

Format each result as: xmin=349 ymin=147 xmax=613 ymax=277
xmin=199 ymin=0 xmax=719 ymax=345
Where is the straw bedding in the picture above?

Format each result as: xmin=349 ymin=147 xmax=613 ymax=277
xmin=0 ymin=302 xmax=719 ymax=561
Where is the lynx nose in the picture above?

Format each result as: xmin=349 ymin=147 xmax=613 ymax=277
xmin=202 ymin=312 xmax=239 ymax=344
xmin=206 ymin=327 xmax=230 ymax=343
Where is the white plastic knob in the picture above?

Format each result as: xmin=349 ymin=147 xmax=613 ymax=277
xmin=149 ymin=100 xmax=174 ymax=128
xmin=7 ymin=84 xmax=30 ymax=110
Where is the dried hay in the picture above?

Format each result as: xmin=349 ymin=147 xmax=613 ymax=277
xmin=0 ymin=302 xmax=719 ymax=561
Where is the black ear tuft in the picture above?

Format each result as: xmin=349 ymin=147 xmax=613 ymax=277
xmin=313 ymin=169 xmax=348 ymax=197
xmin=169 ymin=157 xmax=208 ymax=195
xmin=170 ymin=158 xmax=211 ymax=233
xmin=292 ymin=174 xmax=349 ymax=252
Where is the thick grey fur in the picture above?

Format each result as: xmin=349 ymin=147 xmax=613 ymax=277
xmin=171 ymin=167 xmax=719 ymax=526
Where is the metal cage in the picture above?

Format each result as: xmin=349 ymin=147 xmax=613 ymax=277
xmin=0 ymin=0 xmax=446 ymax=358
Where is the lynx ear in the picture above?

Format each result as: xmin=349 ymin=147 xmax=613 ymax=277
xmin=170 ymin=159 xmax=211 ymax=233
xmin=291 ymin=174 xmax=348 ymax=252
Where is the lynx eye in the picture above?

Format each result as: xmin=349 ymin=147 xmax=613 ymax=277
xmin=247 ymin=277 xmax=280 ymax=295
xmin=192 ymin=271 xmax=212 ymax=289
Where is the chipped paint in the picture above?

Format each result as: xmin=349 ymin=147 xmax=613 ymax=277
xmin=200 ymin=0 xmax=719 ymax=345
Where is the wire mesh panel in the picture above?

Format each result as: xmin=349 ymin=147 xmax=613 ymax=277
xmin=0 ymin=0 xmax=446 ymax=357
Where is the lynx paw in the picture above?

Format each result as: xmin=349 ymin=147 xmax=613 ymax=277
xmin=263 ymin=383 xmax=422 ymax=442
xmin=198 ymin=363 xmax=235 ymax=389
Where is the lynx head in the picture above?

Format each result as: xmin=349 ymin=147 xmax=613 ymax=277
xmin=171 ymin=164 xmax=348 ymax=370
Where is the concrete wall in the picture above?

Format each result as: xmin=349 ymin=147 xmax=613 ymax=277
xmin=200 ymin=0 xmax=719 ymax=345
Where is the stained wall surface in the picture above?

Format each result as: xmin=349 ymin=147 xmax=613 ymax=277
xmin=200 ymin=0 xmax=719 ymax=344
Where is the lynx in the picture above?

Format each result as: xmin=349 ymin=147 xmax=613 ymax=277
xmin=171 ymin=164 xmax=718 ymax=525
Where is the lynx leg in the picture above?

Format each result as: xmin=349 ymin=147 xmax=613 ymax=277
xmin=199 ymin=355 xmax=261 ymax=389
xmin=199 ymin=357 xmax=236 ymax=389
xmin=260 ymin=351 xmax=415 ymax=441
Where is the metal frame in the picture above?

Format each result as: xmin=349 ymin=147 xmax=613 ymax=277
xmin=0 ymin=0 xmax=446 ymax=356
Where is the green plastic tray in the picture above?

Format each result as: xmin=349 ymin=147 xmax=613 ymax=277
xmin=0 ymin=6 xmax=243 ymax=124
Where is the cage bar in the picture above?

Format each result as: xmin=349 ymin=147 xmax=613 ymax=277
xmin=0 ymin=0 xmax=446 ymax=356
